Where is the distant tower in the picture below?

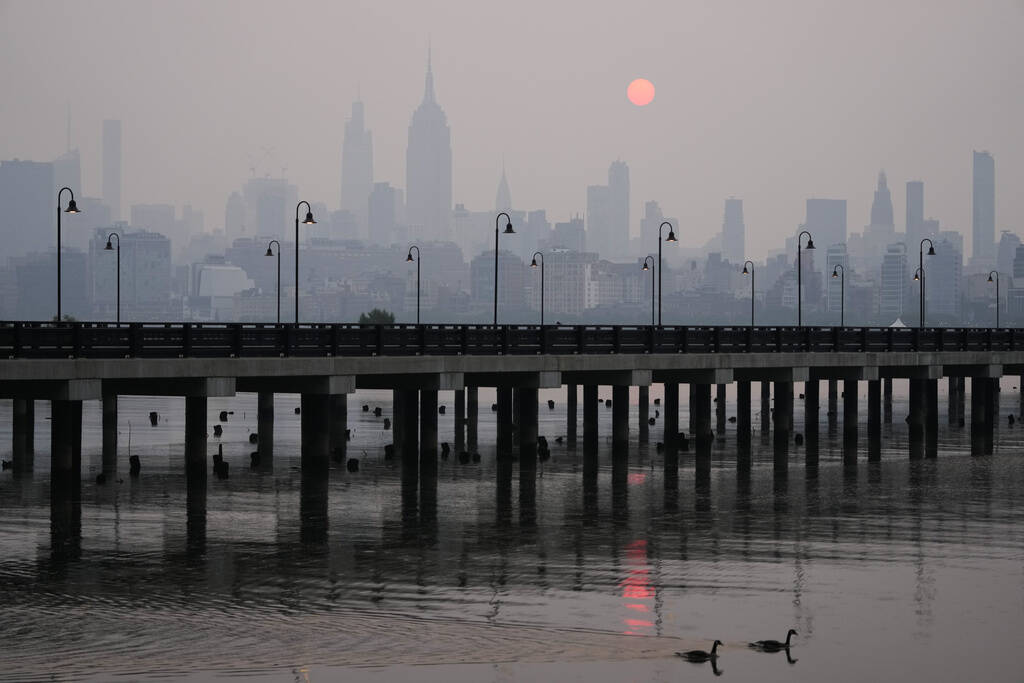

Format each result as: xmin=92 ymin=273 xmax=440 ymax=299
xmin=721 ymin=198 xmax=744 ymax=264
xmin=607 ymin=161 xmax=630 ymax=254
xmin=972 ymin=150 xmax=995 ymax=265
xmin=905 ymin=180 xmax=924 ymax=242
xmin=102 ymin=119 xmax=123 ymax=221
xmin=341 ymin=100 xmax=374 ymax=238
xmin=406 ymin=50 xmax=452 ymax=241
xmin=495 ymin=165 xmax=511 ymax=212
xmin=869 ymin=171 xmax=894 ymax=230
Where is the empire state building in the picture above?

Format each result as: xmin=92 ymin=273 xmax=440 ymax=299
xmin=406 ymin=55 xmax=452 ymax=242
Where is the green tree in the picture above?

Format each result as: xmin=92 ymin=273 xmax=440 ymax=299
xmin=358 ymin=308 xmax=395 ymax=324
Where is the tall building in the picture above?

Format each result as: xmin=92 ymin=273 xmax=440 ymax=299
xmin=368 ymin=182 xmax=399 ymax=246
xmin=406 ymin=54 xmax=452 ymax=242
xmin=586 ymin=161 xmax=629 ymax=259
xmin=0 ymin=159 xmax=54 ymax=258
xmin=90 ymin=226 xmax=172 ymax=320
xmin=547 ymin=216 xmax=586 ymax=253
xmin=102 ymin=120 xmax=123 ymax=221
xmin=879 ymin=243 xmax=909 ymax=322
xmin=972 ymin=150 xmax=995 ymax=265
xmin=929 ymin=232 xmax=963 ymax=321
xmin=804 ymin=198 xmax=846 ymax=251
xmin=340 ymin=101 xmax=373 ymax=238
xmin=495 ymin=167 xmax=511 ymax=212
xmin=721 ymin=198 xmax=744 ymax=264
xmin=240 ymin=177 xmax=296 ymax=239
xmin=53 ymin=149 xmax=81 ymax=198
xmin=906 ymin=180 xmax=924 ymax=243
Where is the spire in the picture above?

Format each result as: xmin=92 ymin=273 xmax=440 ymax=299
xmin=423 ymin=41 xmax=436 ymax=104
xmin=878 ymin=169 xmax=888 ymax=190
xmin=496 ymin=161 xmax=511 ymax=211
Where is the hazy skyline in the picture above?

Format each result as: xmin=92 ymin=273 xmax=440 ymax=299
xmin=2 ymin=0 xmax=1022 ymax=257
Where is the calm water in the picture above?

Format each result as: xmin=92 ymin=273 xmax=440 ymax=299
xmin=1 ymin=384 xmax=1023 ymax=682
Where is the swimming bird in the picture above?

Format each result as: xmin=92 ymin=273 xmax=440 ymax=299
xmin=677 ymin=640 xmax=722 ymax=662
xmin=750 ymin=629 xmax=797 ymax=651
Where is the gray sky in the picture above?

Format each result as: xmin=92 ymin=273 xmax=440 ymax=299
xmin=1 ymin=0 xmax=1022 ymax=256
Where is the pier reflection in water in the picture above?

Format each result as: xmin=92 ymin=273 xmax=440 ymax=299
xmin=0 ymin=388 xmax=1023 ymax=682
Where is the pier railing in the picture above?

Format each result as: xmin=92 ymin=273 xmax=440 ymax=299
xmin=0 ymin=322 xmax=1018 ymax=360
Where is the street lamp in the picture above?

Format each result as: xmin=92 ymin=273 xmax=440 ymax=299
xmin=530 ymin=251 xmax=545 ymax=326
xmin=56 ymin=187 xmax=80 ymax=321
xmin=294 ymin=201 xmax=316 ymax=324
xmin=831 ymin=264 xmax=845 ymax=327
xmin=642 ymin=256 xmax=655 ymax=326
xmin=796 ymin=230 xmax=815 ymax=327
xmin=104 ymin=232 xmax=121 ymax=323
xmin=493 ymin=212 xmax=514 ymax=325
xmin=265 ymin=240 xmax=281 ymax=324
xmin=741 ymin=260 xmax=755 ymax=327
xmin=657 ymin=221 xmax=677 ymax=325
xmin=406 ymin=245 xmax=421 ymax=324
xmin=918 ymin=238 xmax=935 ymax=328
xmin=988 ymin=270 xmax=1000 ymax=328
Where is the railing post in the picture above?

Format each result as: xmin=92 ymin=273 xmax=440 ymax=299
xmin=539 ymin=325 xmax=547 ymax=355
xmin=461 ymin=325 xmax=469 ymax=355
xmin=129 ymin=323 xmax=141 ymax=358
xmin=712 ymin=327 xmax=720 ymax=353
xmin=283 ymin=324 xmax=293 ymax=357
xmin=680 ymin=326 xmax=688 ymax=353
xmin=12 ymin=322 xmax=22 ymax=358
xmin=613 ymin=326 xmax=621 ymax=354
xmin=331 ymin=324 xmax=340 ymax=356
xmin=70 ymin=322 xmax=81 ymax=358
xmin=577 ymin=325 xmax=584 ymax=354
xmin=832 ymin=326 xmax=840 ymax=352
xmin=501 ymin=325 xmax=510 ymax=355
xmin=232 ymin=324 xmax=243 ymax=357
xmin=987 ymin=326 xmax=993 ymax=351
xmin=183 ymin=322 xmax=192 ymax=357
xmin=375 ymin=324 xmax=383 ymax=356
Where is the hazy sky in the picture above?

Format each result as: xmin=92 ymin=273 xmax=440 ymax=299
xmin=1 ymin=0 xmax=1022 ymax=256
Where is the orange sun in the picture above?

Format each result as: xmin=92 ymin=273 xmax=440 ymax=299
xmin=627 ymin=78 xmax=655 ymax=106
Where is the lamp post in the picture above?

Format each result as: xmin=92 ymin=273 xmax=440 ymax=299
xmin=657 ymin=221 xmax=677 ymax=325
xmin=918 ymin=238 xmax=935 ymax=328
xmin=988 ymin=270 xmax=1000 ymax=328
xmin=294 ymin=201 xmax=316 ymax=324
xmin=530 ymin=251 xmax=545 ymax=326
xmin=406 ymin=245 xmax=421 ymax=324
xmin=493 ymin=212 xmax=514 ymax=325
xmin=265 ymin=240 xmax=281 ymax=324
xmin=56 ymin=187 xmax=80 ymax=321
xmin=831 ymin=264 xmax=845 ymax=327
xmin=741 ymin=260 xmax=755 ymax=327
xmin=104 ymin=232 xmax=121 ymax=323
xmin=796 ymin=230 xmax=815 ymax=327
xmin=642 ymin=256 xmax=655 ymax=326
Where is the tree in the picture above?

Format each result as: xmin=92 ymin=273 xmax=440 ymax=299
xmin=358 ymin=308 xmax=395 ymax=324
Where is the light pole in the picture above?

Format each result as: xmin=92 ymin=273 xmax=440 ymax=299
xmin=796 ymin=230 xmax=815 ymax=327
xmin=529 ymin=251 xmax=545 ymax=326
xmin=493 ymin=212 xmax=514 ymax=325
xmin=406 ymin=245 xmax=421 ymax=324
xmin=104 ymin=232 xmax=121 ymax=323
xmin=642 ymin=256 xmax=655 ymax=326
xmin=741 ymin=260 xmax=755 ymax=327
xmin=831 ymin=264 xmax=845 ymax=327
xmin=294 ymin=201 xmax=316 ymax=324
xmin=265 ymin=240 xmax=281 ymax=324
xmin=657 ymin=221 xmax=677 ymax=325
xmin=56 ymin=187 xmax=80 ymax=321
xmin=918 ymin=238 xmax=935 ymax=328
xmin=988 ymin=270 xmax=1000 ymax=328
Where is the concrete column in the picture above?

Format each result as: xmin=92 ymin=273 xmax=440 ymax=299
xmin=566 ymin=383 xmax=577 ymax=447
xmin=454 ymin=389 xmax=466 ymax=452
xmin=716 ymin=383 xmax=726 ymax=435
xmin=392 ymin=389 xmax=405 ymax=459
xmin=957 ymin=377 xmax=966 ymax=426
xmin=804 ymin=380 xmax=819 ymax=465
xmin=257 ymin=391 xmax=274 ymax=468
xmin=638 ymin=385 xmax=649 ymax=443
xmin=828 ymin=379 xmax=838 ymax=431
xmin=24 ymin=399 xmax=34 ymax=456
xmin=909 ymin=378 xmax=927 ymax=459
xmin=300 ymin=393 xmax=330 ymax=472
xmin=925 ymin=379 xmax=938 ymax=458
xmin=984 ymin=377 xmax=997 ymax=455
xmin=694 ymin=383 xmax=712 ymax=477
xmin=1019 ymin=374 xmax=1024 ymax=423
xmin=518 ymin=387 xmax=538 ymax=463
xmin=689 ymin=383 xmax=697 ymax=433
xmin=760 ymin=381 xmax=771 ymax=433
xmin=12 ymin=398 xmax=34 ymax=474
xmin=329 ymin=394 xmax=348 ymax=463
xmin=883 ymin=377 xmax=893 ymax=423
xmin=420 ymin=389 xmax=438 ymax=463
xmin=583 ymin=384 xmax=598 ymax=455
xmin=867 ymin=379 xmax=881 ymax=462
xmin=466 ymin=387 xmax=478 ymax=451
xmin=496 ymin=386 xmax=513 ymax=459
xmin=400 ymin=389 xmax=418 ymax=460
xmin=947 ymin=377 xmax=959 ymax=426
xmin=70 ymin=400 xmax=82 ymax=480
xmin=185 ymin=396 xmax=207 ymax=479
xmin=970 ymin=377 xmax=985 ymax=455
xmin=843 ymin=379 xmax=858 ymax=465
xmin=612 ymin=385 xmax=629 ymax=453
xmin=773 ymin=381 xmax=792 ymax=471
xmin=664 ymin=383 xmax=679 ymax=451
xmin=737 ymin=381 xmax=751 ymax=467
xmin=102 ymin=393 xmax=118 ymax=475
xmin=50 ymin=400 xmax=81 ymax=490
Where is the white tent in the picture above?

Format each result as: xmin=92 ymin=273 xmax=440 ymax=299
xmin=889 ymin=318 xmax=907 ymax=328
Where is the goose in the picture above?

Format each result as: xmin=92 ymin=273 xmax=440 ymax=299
xmin=750 ymin=629 xmax=797 ymax=651
xmin=677 ymin=640 xmax=722 ymax=662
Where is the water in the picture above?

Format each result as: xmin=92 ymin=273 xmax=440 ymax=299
xmin=1 ymin=384 xmax=1023 ymax=682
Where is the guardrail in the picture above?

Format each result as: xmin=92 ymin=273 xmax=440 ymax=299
xmin=0 ymin=322 xmax=1017 ymax=359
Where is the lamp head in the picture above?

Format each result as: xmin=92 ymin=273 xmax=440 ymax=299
xmin=831 ymin=268 xmax=838 ymax=278
xmin=65 ymin=199 xmax=79 ymax=214
xmin=642 ymin=262 xmax=650 ymax=272
xmin=913 ymin=272 xmax=920 ymax=282
xmin=504 ymin=221 xmax=515 ymax=234
xmin=988 ymin=273 xmax=994 ymax=283
xmin=530 ymin=258 xmax=538 ymax=268
xmin=406 ymin=252 xmax=415 ymax=263
xmin=265 ymin=247 xmax=274 ymax=257
xmin=302 ymin=210 xmax=316 ymax=225
xmin=805 ymin=237 xmax=815 ymax=249
xmin=666 ymin=230 xmax=677 ymax=243
xmin=104 ymin=240 xmax=113 ymax=251
xmin=741 ymin=265 xmax=749 ymax=275
xmin=927 ymin=245 xmax=936 ymax=256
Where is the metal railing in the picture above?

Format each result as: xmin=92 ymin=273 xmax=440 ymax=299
xmin=0 ymin=322 xmax=1017 ymax=360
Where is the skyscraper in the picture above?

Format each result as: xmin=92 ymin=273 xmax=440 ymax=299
xmin=406 ymin=53 xmax=452 ymax=242
xmin=804 ymin=199 xmax=846 ymax=251
xmin=102 ymin=120 xmax=122 ymax=221
xmin=879 ymin=243 xmax=909 ymax=322
xmin=721 ymin=198 xmax=744 ymax=264
xmin=495 ymin=167 xmax=511 ymax=212
xmin=906 ymin=180 xmax=924 ymax=243
xmin=868 ymin=171 xmax=894 ymax=231
xmin=972 ymin=150 xmax=995 ymax=265
xmin=0 ymin=159 xmax=54 ymax=258
xmin=586 ymin=161 xmax=629 ymax=258
xmin=340 ymin=101 xmax=373 ymax=239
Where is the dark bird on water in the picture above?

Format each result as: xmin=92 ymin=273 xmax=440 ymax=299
xmin=750 ymin=629 xmax=797 ymax=652
xmin=677 ymin=640 xmax=722 ymax=662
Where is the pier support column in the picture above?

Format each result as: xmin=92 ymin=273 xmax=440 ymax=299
xmin=947 ymin=377 xmax=959 ymax=426
xmin=925 ymin=379 xmax=938 ymax=458
xmin=566 ymin=383 xmax=577 ymax=447
xmin=518 ymin=387 xmax=538 ymax=463
xmin=804 ymin=380 xmax=819 ymax=466
xmin=401 ymin=389 xmax=419 ymax=461
xmin=330 ymin=394 xmax=348 ymax=463
xmin=957 ymin=377 xmax=966 ymax=426
xmin=969 ymin=378 xmax=984 ymax=455
xmin=909 ymin=379 xmax=927 ymax=458
xmin=102 ymin=393 xmax=118 ymax=475
xmin=496 ymin=387 xmax=513 ymax=460
xmin=694 ymin=383 xmax=712 ymax=477
xmin=12 ymin=398 xmax=34 ymax=474
xmin=185 ymin=396 xmax=208 ymax=479
xmin=883 ymin=378 xmax=893 ymax=423
xmin=420 ymin=389 xmax=438 ymax=464
xmin=716 ymin=383 xmax=726 ymax=436
xmin=867 ymin=379 xmax=881 ymax=462
xmin=612 ymin=385 xmax=629 ymax=454
xmin=454 ymin=389 xmax=466 ymax=453
xmin=760 ymin=381 xmax=771 ymax=433
xmin=984 ymin=377 xmax=997 ymax=455
xmin=300 ymin=393 xmax=330 ymax=472
xmin=828 ymin=379 xmax=838 ymax=432
xmin=582 ymin=385 xmax=598 ymax=455
xmin=638 ymin=385 xmax=649 ymax=443
xmin=257 ymin=391 xmax=274 ymax=468
xmin=737 ymin=381 xmax=751 ymax=467
xmin=467 ymin=387 xmax=478 ymax=452
xmin=664 ymin=382 xmax=679 ymax=469
xmin=50 ymin=400 xmax=82 ymax=491
xmin=843 ymin=379 xmax=858 ymax=465
xmin=392 ymin=389 xmax=405 ymax=459
xmin=773 ymin=381 xmax=792 ymax=471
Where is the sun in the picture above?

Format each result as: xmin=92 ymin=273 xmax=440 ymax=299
xmin=627 ymin=78 xmax=655 ymax=106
